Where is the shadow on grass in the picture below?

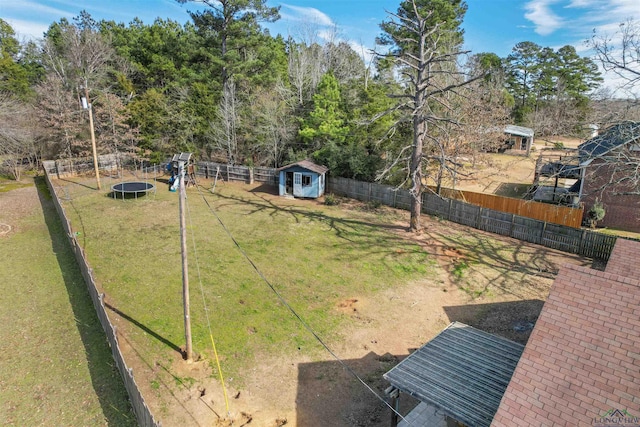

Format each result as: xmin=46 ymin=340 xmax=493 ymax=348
xmin=104 ymin=302 xmax=182 ymax=356
xmin=35 ymin=176 xmax=136 ymax=426
xmin=424 ymin=224 xmax=592 ymax=299
xmin=207 ymin=184 xmax=408 ymax=234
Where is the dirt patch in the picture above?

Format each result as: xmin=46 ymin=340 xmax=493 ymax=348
xmin=0 ymin=184 xmax=39 ymax=237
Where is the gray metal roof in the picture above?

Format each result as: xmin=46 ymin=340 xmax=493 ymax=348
xmin=504 ymin=125 xmax=534 ymax=138
xmin=578 ymin=121 xmax=640 ymax=161
xmin=384 ymin=322 xmax=524 ymax=427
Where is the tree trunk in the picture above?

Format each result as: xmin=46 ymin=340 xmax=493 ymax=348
xmin=409 ymin=24 xmax=428 ymax=233
xmin=410 ymin=115 xmax=426 ymax=231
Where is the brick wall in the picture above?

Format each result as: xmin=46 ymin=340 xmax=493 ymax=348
xmin=581 ymin=157 xmax=640 ymax=232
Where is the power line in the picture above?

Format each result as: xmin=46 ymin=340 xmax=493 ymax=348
xmin=193 ymin=183 xmax=411 ymax=425
xmin=185 ymin=190 xmax=231 ymax=415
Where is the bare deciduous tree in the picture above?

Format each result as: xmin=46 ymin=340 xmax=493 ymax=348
xmin=377 ymin=0 xmax=482 ymax=231
xmin=250 ymin=82 xmax=296 ymax=167
xmin=0 ymin=95 xmax=39 ymax=180
xmin=209 ymin=77 xmax=240 ymax=164
xmin=39 ymin=18 xmax=117 ymax=157
xmin=588 ymin=19 xmax=640 ymax=95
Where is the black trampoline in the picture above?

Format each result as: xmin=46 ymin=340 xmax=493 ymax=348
xmin=111 ymin=181 xmax=156 ymax=199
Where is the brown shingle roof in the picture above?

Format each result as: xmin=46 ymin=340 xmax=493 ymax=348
xmin=277 ymin=160 xmax=328 ymax=175
xmin=491 ymin=239 xmax=640 ymax=427
xmin=605 ymin=238 xmax=640 ymax=281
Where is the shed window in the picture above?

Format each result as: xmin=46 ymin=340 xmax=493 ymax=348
xmin=302 ymin=175 xmax=312 ymax=187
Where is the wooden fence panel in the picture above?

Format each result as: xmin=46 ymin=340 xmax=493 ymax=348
xmin=351 ymin=180 xmax=371 ymax=202
xmin=459 ymin=190 xmax=583 ymax=228
xmin=370 ymin=182 xmax=396 ymax=207
xmin=254 ymin=167 xmax=277 ymax=185
xmin=479 ymin=210 xmax=513 ymax=236
xmin=423 ymin=193 xmax=449 ymax=218
xmin=450 ymin=200 xmax=481 ymax=228
xmin=542 ymin=223 xmax=583 ymax=254
xmin=579 ymin=231 xmax=618 ymax=259
xmin=395 ymin=189 xmax=412 ymax=210
xmin=510 ymin=216 xmax=546 ymax=245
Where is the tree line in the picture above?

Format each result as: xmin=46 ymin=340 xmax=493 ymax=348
xmin=1 ymin=0 xmax=638 ymax=207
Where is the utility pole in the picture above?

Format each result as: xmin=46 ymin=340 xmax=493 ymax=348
xmin=82 ymin=85 xmax=101 ymax=190
xmin=178 ymin=160 xmax=193 ymax=362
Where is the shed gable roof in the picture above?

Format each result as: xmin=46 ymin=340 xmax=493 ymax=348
xmin=277 ymin=160 xmax=328 ymax=175
xmin=491 ymin=239 xmax=640 ymax=426
xmin=578 ymin=121 xmax=640 ymax=161
xmin=384 ymin=322 xmax=524 ymax=427
xmin=505 ymin=125 xmax=534 ymax=138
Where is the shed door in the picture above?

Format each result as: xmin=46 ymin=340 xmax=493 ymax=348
xmin=293 ymin=172 xmax=303 ymax=197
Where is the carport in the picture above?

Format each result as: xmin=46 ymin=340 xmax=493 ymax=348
xmin=384 ymin=322 xmax=524 ymax=427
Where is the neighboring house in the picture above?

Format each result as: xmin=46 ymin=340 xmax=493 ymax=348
xmin=277 ymin=160 xmax=328 ymax=199
xmin=577 ymin=121 xmax=640 ymax=232
xmin=492 ymin=238 xmax=640 ymax=426
xmin=501 ymin=125 xmax=534 ymax=156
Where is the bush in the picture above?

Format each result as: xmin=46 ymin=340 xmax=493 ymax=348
xmin=553 ymin=141 xmax=565 ymax=149
xmin=588 ymin=200 xmax=605 ymax=228
xmin=324 ymin=193 xmax=341 ymax=206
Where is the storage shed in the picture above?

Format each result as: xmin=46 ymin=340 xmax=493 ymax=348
xmin=502 ymin=125 xmax=534 ymax=156
xmin=277 ymin=160 xmax=328 ymax=199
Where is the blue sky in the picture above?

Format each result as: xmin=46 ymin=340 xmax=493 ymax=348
xmin=2 ymin=0 xmax=640 ymax=84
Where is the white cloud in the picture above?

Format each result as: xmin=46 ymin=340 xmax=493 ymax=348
xmin=280 ymin=4 xmax=335 ymax=27
xmin=566 ymin=0 xmax=598 ymax=7
xmin=524 ymin=0 xmax=564 ymax=35
xmin=348 ymin=40 xmax=375 ymax=65
xmin=1 ymin=0 xmax=72 ymax=17
xmin=4 ymin=18 xmax=52 ymax=41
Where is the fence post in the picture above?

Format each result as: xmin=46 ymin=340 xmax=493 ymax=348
xmin=509 ymin=214 xmax=516 ymax=236
xmin=448 ymin=198 xmax=453 ymax=221
xmin=578 ymin=229 xmax=587 ymax=256
xmin=368 ymin=182 xmax=372 ymax=202
xmin=539 ymin=221 xmax=547 ymax=245
xmin=249 ymin=168 xmax=254 ymax=184
xmin=477 ymin=207 xmax=483 ymax=229
xmin=393 ymin=189 xmax=397 ymax=209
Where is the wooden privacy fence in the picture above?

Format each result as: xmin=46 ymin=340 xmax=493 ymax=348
xmin=42 ymin=154 xmax=137 ymax=179
xmin=329 ymin=176 xmax=617 ymax=260
xmin=43 ymin=169 xmax=160 ymax=427
xmin=194 ymin=161 xmax=278 ymax=186
xmin=43 ymin=156 xmax=616 ymax=260
xmin=421 ymin=186 xmax=583 ymax=228
xmin=456 ymin=190 xmax=583 ymax=228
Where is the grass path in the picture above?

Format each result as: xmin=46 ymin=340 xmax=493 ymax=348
xmin=0 ymin=178 xmax=135 ymax=426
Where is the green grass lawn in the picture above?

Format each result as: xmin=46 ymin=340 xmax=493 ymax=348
xmin=0 ymin=178 xmax=135 ymax=426
xmin=58 ymin=179 xmax=436 ymax=386
xmin=49 ymin=175 xmax=589 ymax=424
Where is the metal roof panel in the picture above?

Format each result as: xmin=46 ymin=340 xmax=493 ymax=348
xmin=384 ymin=322 xmax=524 ymax=427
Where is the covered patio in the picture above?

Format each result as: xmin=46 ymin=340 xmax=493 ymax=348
xmin=384 ymin=322 xmax=524 ymax=427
